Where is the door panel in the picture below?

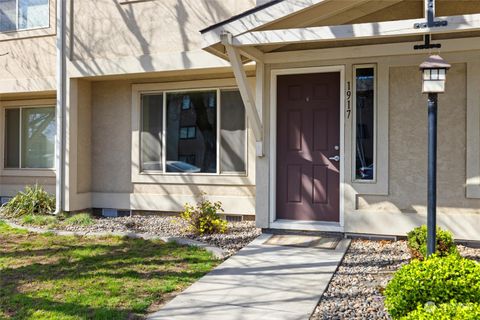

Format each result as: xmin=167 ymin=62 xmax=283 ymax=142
xmin=276 ymin=72 xmax=340 ymax=222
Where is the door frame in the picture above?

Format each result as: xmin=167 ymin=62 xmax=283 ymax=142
xmin=269 ymin=65 xmax=345 ymax=232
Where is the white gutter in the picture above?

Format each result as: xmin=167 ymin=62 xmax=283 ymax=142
xmin=54 ymin=0 xmax=66 ymax=214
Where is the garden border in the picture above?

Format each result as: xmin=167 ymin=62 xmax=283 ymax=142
xmin=0 ymin=218 xmax=227 ymax=259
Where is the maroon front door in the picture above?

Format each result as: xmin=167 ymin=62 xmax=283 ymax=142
xmin=276 ymin=72 xmax=340 ymax=222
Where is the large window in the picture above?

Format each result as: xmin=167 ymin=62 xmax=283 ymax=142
xmin=140 ymin=89 xmax=246 ymax=174
xmin=0 ymin=0 xmax=49 ymax=32
xmin=4 ymin=106 xmax=56 ymax=169
xmin=354 ymin=65 xmax=376 ymax=181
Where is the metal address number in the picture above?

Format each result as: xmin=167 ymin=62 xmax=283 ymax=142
xmin=346 ymin=81 xmax=352 ymax=119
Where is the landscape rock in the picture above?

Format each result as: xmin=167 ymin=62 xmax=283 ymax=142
xmin=311 ymin=239 xmax=480 ymax=320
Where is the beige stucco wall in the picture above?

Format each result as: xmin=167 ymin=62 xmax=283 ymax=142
xmin=77 ymin=80 xmax=92 ymax=193
xmin=358 ymin=63 xmax=480 ymax=215
xmin=87 ymin=76 xmax=256 ymax=214
xmin=0 ymin=36 xmax=56 ymax=93
xmin=0 ymin=0 xmax=56 ymax=94
xmin=91 ymin=80 xmax=132 ymax=193
xmin=68 ymin=0 xmax=255 ymax=77
xmin=0 ymin=176 xmax=55 ymax=196
xmin=72 ymin=0 xmax=253 ymax=60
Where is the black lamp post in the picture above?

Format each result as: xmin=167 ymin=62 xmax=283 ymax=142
xmin=419 ymin=55 xmax=451 ymax=256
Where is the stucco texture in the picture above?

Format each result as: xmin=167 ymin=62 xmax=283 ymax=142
xmin=0 ymin=0 xmax=56 ymax=94
xmin=89 ymin=78 xmax=255 ymax=214
xmin=0 ymin=176 xmax=55 ymax=197
xmin=91 ymin=80 xmax=133 ymax=193
xmin=77 ymin=80 xmax=92 ymax=193
xmin=72 ymin=0 xmax=255 ymax=61
xmin=359 ymin=63 xmax=480 ymax=215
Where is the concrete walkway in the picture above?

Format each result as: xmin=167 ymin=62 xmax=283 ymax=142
xmin=148 ymin=233 xmax=350 ymax=320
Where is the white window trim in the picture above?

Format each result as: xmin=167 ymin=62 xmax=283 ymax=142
xmin=0 ymin=99 xmax=56 ymax=177
xmin=131 ymin=78 xmax=255 ymax=186
xmin=352 ymin=64 xmax=377 ymax=183
xmin=349 ymin=61 xmax=389 ymax=196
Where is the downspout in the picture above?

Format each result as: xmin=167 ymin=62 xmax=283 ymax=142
xmin=54 ymin=0 xmax=66 ymax=215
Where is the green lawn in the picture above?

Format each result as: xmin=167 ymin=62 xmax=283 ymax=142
xmin=0 ymin=221 xmax=219 ymax=320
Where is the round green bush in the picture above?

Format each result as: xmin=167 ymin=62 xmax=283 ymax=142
xmin=407 ymin=225 xmax=457 ymax=260
xmin=401 ymin=301 xmax=480 ymax=320
xmin=384 ymin=254 xmax=480 ymax=319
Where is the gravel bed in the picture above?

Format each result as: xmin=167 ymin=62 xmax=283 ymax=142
xmin=3 ymin=215 xmax=261 ymax=256
xmin=311 ymin=240 xmax=480 ymax=320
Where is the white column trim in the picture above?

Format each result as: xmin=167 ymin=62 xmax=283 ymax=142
xmin=351 ymin=62 xmax=389 ymax=195
xmin=221 ymin=32 xmax=264 ymax=156
xmin=466 ymin=59 xmax=480 ymax=198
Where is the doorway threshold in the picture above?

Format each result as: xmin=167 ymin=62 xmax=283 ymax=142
xmin=270 ymin=219 xmax=344 ymax=232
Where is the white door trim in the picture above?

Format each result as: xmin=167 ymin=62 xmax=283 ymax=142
xmin=269 ymin=65 xmax=345 ymax=232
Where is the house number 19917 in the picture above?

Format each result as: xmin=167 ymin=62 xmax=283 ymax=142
xmin=346 ymin=81 xmax=352 ymax=119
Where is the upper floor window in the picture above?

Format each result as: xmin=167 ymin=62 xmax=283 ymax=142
xmin=4 ymin=106 xmax=56 ymax=169
xmin=0 ymin=0 xmax=49 ymax=33
xmin=354 ymin=65 xmax=376 ymax=181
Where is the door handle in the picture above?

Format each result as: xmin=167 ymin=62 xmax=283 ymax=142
xmin=328 ymin=155 xmax=340 ymax=162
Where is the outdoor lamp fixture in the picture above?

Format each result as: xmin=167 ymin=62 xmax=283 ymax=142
xmin=419 ymin=55 xmax=451 ymax=256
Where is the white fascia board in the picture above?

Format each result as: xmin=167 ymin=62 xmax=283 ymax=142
xmin=233 ymin=13 xmax=480 ymax=46
xmin=264 ymin=36 xmax=480 ymax=64
xmin=67 ymin=49 xmax=232 ymax=78
xmin=201 ymin=0 xmax=329 ymax=48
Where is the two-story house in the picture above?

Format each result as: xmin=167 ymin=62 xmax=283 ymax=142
xmin=1 ymin=0 xmax=480 ymax=240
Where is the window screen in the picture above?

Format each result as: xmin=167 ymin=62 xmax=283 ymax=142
xmin=220 ymin=90 xmax=246 ymax=174
xmin=141 ymin=94 xmax=163 ymax=171
xmin=21 ymin=107 xmax=55 ymax=168
xmin=0 ymin=0 xmax=16 ymax=32
xmin=4 ymin=107 xmax=55 ymax=169
xmin=18 ymin=0 xmax=49 ymax=30
xmin=5 ymin=108 xmax=20 ymax=168
xmin=0 ymin=0 xmax=48 ymax=32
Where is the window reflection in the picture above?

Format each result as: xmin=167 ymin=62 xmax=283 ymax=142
xmin=0 ymin=0 xmax=49 ymax=32
xmin=220 ymin=90 xmax=246 ymax=174
xmin=22 ymin=107 xmax=56 ymax=168
xmin=166 ymin=91 xmax=217 ymax=173
xmin=141 ymin=94 xmax=163 ymax=171
xmin=355 ymin=67 xmax=375 ymax=180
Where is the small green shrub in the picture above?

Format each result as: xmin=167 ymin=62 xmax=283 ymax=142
xmin=0 ymin=184 xmax=55 ymax=218
xmin=407 ymin=225 xmax=457 ymax=260
xmin=401 ymin=301 xmax=480 ymax=320
xmin=180 ymin=198 xmax=227 ymax=235
xmin=63 ymin=213 xmax=95 ymax=226
xmin=21 ymin=214 xmax=58 ymax=228
xmin=384 ymin=254 xmax=480 ymax=319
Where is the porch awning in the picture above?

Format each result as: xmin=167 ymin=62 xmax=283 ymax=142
xmin=201 ymin=0 xmax=480 ymax=61
xmin=200 ymin=0 xmax=480 ymax=156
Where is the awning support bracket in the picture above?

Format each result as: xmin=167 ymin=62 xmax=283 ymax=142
xmin=221 ymin=31 xmax=264 ymax=157
xmin=414 ymin=0 xmax=446 ymax=50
